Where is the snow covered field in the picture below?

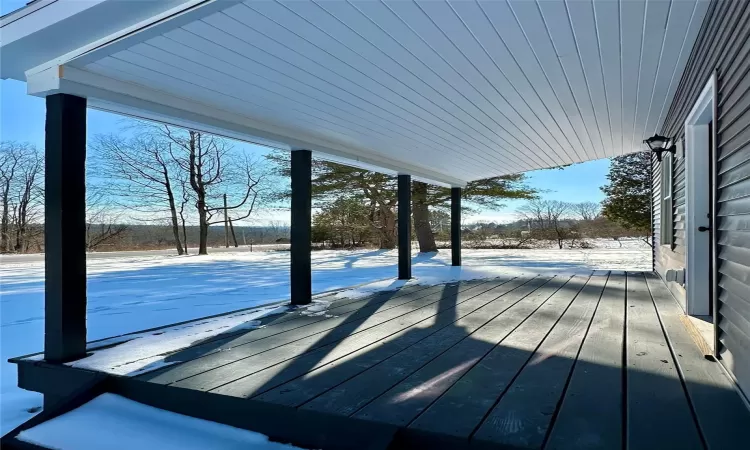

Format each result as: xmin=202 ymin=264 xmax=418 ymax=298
xmin=0 ymin=240 xmax=649 ymax=435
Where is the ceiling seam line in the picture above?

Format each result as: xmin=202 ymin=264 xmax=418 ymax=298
xmin=629 ymin=0 xmax=648 ymax=156
xmin=474 ymin=0 xmax=582 ymax=163
xmin=563 ymin=0 xmax=609 ymax=159
xmin=270 ymin=0 xmax=530 ymax=172
xmin=104 ymin=51 xmax=462 ymax=173
xmin=443 ymin=0 xmax=571 ymax=166
xmin=162 ymin=28 xmax=478 ymax=170
xmin=505 ymin=0 xmax=594 ymax=164
xmin=369 ymin=0 xmax=547 ymax=170
xmin=535 ymin=0 xmax=601 ymax=162
xmin=414 ymin=0 xmax=561 ymax=168
xmin=80 ymin=63 xmax=449 ymax=176
xmin=640 ymin=0 xmax=674 ymax=141
xmin=591 ymin=0 xmax=616 ymax=156
xmin=187 ymin=17 xmax=496 ymax=164
xmin=126 ymin=43 xmax=461 ymax=163
xmin=333 ymin=0 xmax=535 ymax=171
xmin=244 ymin=2 xmax=526 ymax=173
xmin=653 ymin=1 xmax=706 ymax=136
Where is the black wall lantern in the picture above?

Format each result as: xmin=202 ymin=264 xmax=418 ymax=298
xmin=644 ymin=134 xmax=676 ymax=162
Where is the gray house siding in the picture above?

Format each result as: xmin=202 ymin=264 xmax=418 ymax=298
xmin=653 ymin=148 xmax=687 ymax=309
xmin=655 ymin=0 xmax=750 ymax=397
xmin=653 ymin=153 xmax=688 ymax=309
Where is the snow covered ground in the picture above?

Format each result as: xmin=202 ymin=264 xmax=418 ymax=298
xmin=17 ymin=393 xmax=300 ymax=450
xmin=0 ymin=239 xmax=649 ymax=435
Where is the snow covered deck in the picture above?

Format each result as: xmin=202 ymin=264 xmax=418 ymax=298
xmin=7 ymin=271 xmax=750 ymax=449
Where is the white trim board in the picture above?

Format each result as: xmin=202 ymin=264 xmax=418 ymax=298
xmin=683 ymin=75 xmax=715 ymax=316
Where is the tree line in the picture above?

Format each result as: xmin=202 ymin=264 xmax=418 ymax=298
xmin=1 ymin=124 xmax=270 ymax=255
xmin=300 ymin=151 xmax=653 ymax=251
xmin=266 ymin=151 xmax=538 ymax=252
xmin=1 ymin=119 xmax=651 ymax=255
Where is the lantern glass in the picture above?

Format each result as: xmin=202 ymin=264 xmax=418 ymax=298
xmin=645 ymin=135 xmax=668 ymax=150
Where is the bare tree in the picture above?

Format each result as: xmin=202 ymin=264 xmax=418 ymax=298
xmin=517 ymin=199 xmax=573 ymax=249
xmin=0 ymin=143 xmax=20 ymax=252
xmin=0 ymin=143 xmax=44 ymax=253
xmin=85 ymin=187 xmax=129 ymax=251
xmin=178 ymin=174 xmax=191 ymax=254
xmin=162 ymin=127 xmax=267 ymax=255
xmin=93 ymin=133 xmax=185 ymax=255
xmin=572 ymin=201 xmax=601 ymax=222
xmin=13 ymin=149 xmax=43 ymax=252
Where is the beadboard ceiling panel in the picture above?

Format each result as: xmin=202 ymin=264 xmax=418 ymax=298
xmin=20 ymin=0 xmax=708 ymax=185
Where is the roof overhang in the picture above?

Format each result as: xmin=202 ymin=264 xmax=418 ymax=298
xmin=1 ymin=0 xmax=710 ymax=186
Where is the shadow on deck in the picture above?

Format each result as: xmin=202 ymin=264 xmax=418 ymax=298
xmin=6 ymin=271 xmax=750 ymax=449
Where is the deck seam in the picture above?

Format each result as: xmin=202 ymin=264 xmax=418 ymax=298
xmin=141 ymin=284 xmax=441 ymax=379
xmin=337 ymin=275 xmax=563 ymax=419
xmin=288 ymin=276 xmax=551 ymax=410
xmin=539 ymin=271 xmax=611 ymax=449
xmin=399 ymin=275 xmax=575 ymax=429
xmin=644 ymin=273 xmax=710 ymax=450
xmin=204 ymin=279 xmax=512 ymax=393
xmin=466 ymin=272 xmax=594 ymax=442
xmin=622 ymin=272 xmax=628 ymax=450
xmin=166 ymin=280 xmax=501 ymax=385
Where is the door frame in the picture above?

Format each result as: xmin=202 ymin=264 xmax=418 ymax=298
xmin=683 ymin=74 xmax=716 ymax=317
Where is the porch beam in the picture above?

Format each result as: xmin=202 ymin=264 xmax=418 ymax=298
xmin=290 ymin=150 xmax=312 ymax=305
xmin=44 ymin=93 xmax=87 ymax=363
xmin=451 ymin=187 xmax=462 ymax=267
xmin=398 ymin=174 xmax=412 ymax=280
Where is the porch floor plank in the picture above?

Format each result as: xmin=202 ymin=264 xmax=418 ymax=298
xmin=471 ymin=273 xmax=606 ymax=449
xmin=351 ymin=275 xmax=591 ymax=429
xmin=544 ymin=272 xmax=626 ymax=450
xmin=144 ymin=280 xmax=492 ymax=386
xmin=255 ymin=276 xmax=542 ymax=407
xmin=199 ymin=279 xmax=512 ymax=394
xmin=140 ymin=283 xmax=447 ymax=384
xmin=294 ymin=276 xmax=561 ymax=416
xmin=406 ymin=275 xmax=588 ymax=439
xmin=24 ymin=270 xmax=749 ymax=450
xmin=645 ymin=272 xmax=750 ymax=450
xmin=625 ymin=272 xmax=703 ymax=450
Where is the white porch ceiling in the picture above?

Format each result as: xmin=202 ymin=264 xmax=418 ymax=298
xmin=6 ymin=0 xmax=710 ymax=185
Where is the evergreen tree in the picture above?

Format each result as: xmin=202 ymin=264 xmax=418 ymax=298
xmin=266 ymin=152 xmax=398 ymax=248
xmin=411 ymin=177 xmax=536 ymax=252
xmin=601 ymin=151 xmax=652 ymax=240
xmin=267 ymin=151 xmax=536 ymax=251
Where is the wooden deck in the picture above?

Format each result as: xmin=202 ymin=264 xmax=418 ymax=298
xmin=129 ymin=271 xmax=749 ymax=449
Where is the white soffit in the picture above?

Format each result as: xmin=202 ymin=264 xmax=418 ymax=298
xmin=18 ymin=0 xmax=709 ymax=185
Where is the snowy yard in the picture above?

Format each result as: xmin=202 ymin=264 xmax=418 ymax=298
xmin=0 ymin=240 xmax=649 ymax=435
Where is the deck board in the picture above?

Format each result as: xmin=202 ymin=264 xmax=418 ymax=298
xmin=405 ymin=275 xmax=587 ymax=439
xmin=148 ymin=280 xmax=495 ymax=386
xmin=255 ymin=276 xmax=541 ymax=407
xmin=295 ymin=276 xmax=560 ymax=416
xmin=471 ymin=274 xmax=606 ymax=449
xmin=205 ymin=279 xmax=516 ymax=395
xmin=625 ymin=272 xmax=703 ymax=450
xmin=544 ymin=272 xmax=626 ymax=450
xmin=351 ymin=275 xmax=590 ymax=428
xmin=645 ymin=273 xmax=750 ymax=450
xmin=141 ymin=283 xmax=449 ymax=384
xmin=104 ymin=270 xmax=750 ymax=450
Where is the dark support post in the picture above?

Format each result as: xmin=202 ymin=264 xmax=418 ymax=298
xmin=398 ymin=174 xmax=412 ymax=280
xmin=451 ymin=187 xmax=462 ymax=266
xmin=44 ymin=94 xmax=87 ymax=363
xmin=290 ymin=150 xmax=312 ymax=305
